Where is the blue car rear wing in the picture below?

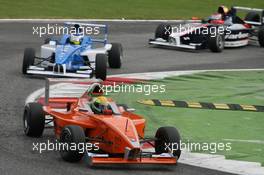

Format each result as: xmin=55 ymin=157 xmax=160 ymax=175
xmin=64 ymin=22 xmax=109 ymax=45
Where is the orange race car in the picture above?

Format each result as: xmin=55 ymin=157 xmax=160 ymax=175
xmin=23 ymin=79 xmax=181 ymax=166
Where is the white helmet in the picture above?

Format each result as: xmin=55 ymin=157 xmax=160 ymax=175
xmin=70 ymin=34 xmax=83 ymax=45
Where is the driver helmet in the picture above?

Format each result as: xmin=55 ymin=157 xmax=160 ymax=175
xmin=91 ymin=96 xmax=109 ymax=114
xmin=218 ymin=6 xmax=229 ymax=15
xmin=70 ymin=24 xmax=83 ymax=45
xmin=70 ymin=34 xmax=83 ymax=45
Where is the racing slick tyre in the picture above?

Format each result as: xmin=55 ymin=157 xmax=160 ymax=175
xmin=258 ymin=27 xmax=264 ymax=47
xmin=108 ymin=43 xmax=122 ymax=68
xmin=22 ymin=48 xmax=35 ymax=74
xmin=155 ymin=126 xmax=181 ymax=159
xmin=155 ymin=23 xmax=172 ymax=41
xmin=59 ymin=125 xmax=86 ymax=162
xmin=245 ymin=12 xmax=260 ymax=22
xmin=95 ymin=54 xmax=107 ymax=80
xmin=208 ymin=33 xmax=224 ymax=52
xmin=23 ymin=103 xmax=45 ymax=137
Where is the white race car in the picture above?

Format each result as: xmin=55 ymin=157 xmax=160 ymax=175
xmin=149 ymin=6 xmax=264 ymax=52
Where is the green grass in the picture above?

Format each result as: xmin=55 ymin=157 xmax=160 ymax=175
xmin=0 ymin=0 xmax=263 ymax=19
xmin=108 ymin=71 xmax=264 ymax=165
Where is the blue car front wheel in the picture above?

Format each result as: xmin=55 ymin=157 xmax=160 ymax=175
xmin=95 ymin=54 xmax=107 ymax=80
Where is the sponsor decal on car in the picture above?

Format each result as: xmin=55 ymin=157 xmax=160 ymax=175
xmin=225 ymin=32 xmax=249 ymax=40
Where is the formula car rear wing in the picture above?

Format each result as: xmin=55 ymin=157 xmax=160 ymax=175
xmin=44 ymin=78 xmax=102 ymax=105
xmin=65 ymin=22 xmax=109 ymax=45
xmin=233 ymin=6 xmax=264 ymax=26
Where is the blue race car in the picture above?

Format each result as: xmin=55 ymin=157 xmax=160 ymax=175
xmin=22 ymin=22 xmax=123 ymax=80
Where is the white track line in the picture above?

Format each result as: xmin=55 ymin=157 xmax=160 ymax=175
xmin=25 ymin=68 xmax=264 ymax=175
xmin=109 ymin=68 xmax=264 ymax=80
xmin=180 ymin=150 xmax=264 ymax=175
xmin=0 ymin=19 xmax=200 ymax=23
xmin=223 ymin=139 xmax=264 ymax=144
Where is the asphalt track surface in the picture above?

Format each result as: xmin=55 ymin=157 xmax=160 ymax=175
xmin=1 ymin=21 xmax=263 ymax=175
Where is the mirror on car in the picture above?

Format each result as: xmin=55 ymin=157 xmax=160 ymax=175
xmin=49 ymin=41 xmax=56 ymax=45
xmin=79 ymin=108 xmax=89 ymax=112
xmin=103 ymin=109 xmax=113 ymax=115
xmin=126 ymin=108 xmax=136 ymax=112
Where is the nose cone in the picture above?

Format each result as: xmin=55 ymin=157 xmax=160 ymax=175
xmin=94 ymin=115 xmax=141 ymax=153
xmin=55 ymin=45 xmax=80 ymax=64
